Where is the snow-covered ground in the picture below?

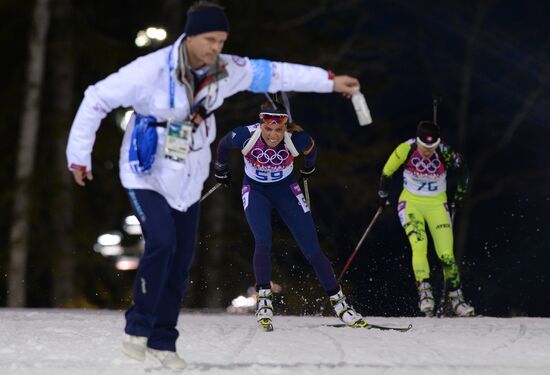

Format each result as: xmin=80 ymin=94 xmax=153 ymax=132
xmin=1 ymin=309 xmax=549 ymax=375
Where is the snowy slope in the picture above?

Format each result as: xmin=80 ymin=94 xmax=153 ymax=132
xmin=0 ymin=309 xmax=548 ymax=375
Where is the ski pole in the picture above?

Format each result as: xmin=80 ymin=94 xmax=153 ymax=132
xmin=337 ymin=206 xmax=383 ymax=283
xmin=303 ymin=178 xmax=311 ymax=209
xmin=200 ymin=183 xmax=222 ymax=202
xmin=450 ymin=201 xmax=456 ymax=223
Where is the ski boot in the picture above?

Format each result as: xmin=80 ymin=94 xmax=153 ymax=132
xmin=256 ymin=288 xmax=274 ymax=332
xmin=329 ymin=289 xmax=367 ymax=328
xmin=448 ymin=288 xmax=475 ymax=317
xmin=121 ymin=333 xmax=147 ymax=361
xmin=417 ymin=281 xmax=435 ymax=317
xmin=147 ymin=348 xmax=187 ymax=370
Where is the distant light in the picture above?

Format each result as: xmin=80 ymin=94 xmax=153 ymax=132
xmin=116 ymin=256 xmax=140 ymax=271
xmin=135 ymin=30 xmax=151 ymax=47
xmin=146 ymin=27 xmax=167 ymax=41
xmin=136 ymin=27 xmax=167 ymax=48
xmin=123 ymin=215 xmax=142 ymax=235
xmin=157 ymin=29 xmax=167 ymax=41
xmin=94 ymin=232 xmax=123 ymax=256
xmin=124 ymin=215 xmax=140 ymax=226
xmin=97 ymin=233 xmax=122 ymax=247
xmin=231 ymin=295 xmax=256 ymax=308
xmin=94 ymin=244 xmax=124 ymax=256
xmin=119 ymin=110 xmax=134 ymax=131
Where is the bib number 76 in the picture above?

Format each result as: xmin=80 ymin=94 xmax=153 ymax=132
xmin=418 ymin=181 xmax=438 ymax=191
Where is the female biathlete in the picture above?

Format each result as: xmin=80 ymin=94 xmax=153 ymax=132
xmin=377 ymin=121 xmax=475 ymax=317
xmin=214 ymin=102 xmax=365 ymax=331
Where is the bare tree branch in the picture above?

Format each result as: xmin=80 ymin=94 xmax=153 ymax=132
xmin=8 ymin=0 xmax=50 ymax=307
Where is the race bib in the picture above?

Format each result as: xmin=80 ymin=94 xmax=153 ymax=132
xmin=163 ymin=119 xmax=193 ymax=164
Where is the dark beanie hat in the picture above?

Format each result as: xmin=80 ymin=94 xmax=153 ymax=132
xmin=416 ymin=121 xmax=440 ymax=146
xmin=184 ymin=6 xmax=230 ymax=36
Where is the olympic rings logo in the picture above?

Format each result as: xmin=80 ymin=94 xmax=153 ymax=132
xmin=250 ymin=147 xmax=290 ymax=165
xmin=411 ymin=156 xmax=441 ymax=173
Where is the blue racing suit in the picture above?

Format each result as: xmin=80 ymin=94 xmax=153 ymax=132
xmin=216 ymin=124 xmax=339 ymax=293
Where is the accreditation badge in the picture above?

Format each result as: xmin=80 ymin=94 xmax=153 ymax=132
xmin=163 ymin=119 xmax=193 ymax=164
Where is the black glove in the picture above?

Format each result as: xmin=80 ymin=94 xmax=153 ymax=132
xmin=450 ymin=198 xmax=462 ymax=211
xmin=377 ymin=190 xmax=389 ymax=210
xmin=214 ymin=164 xmax=231 ymax=187
xmin=452 ymin=185 xmax=466 ymax=209
xmin=300 ymin=166 xmax=316 ymax=180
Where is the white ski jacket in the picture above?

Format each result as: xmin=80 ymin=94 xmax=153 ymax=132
xmin=66 ymin=34 xmax=335 ymax=211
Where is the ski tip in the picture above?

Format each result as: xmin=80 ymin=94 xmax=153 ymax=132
xmin=323 ymin=323 xmax=413 ymax=332
xmin=366 ymin=323 xmax=413 ymax=332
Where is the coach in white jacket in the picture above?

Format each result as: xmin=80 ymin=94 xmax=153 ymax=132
xmin=66 ymin=1 xmax=360 ymax=369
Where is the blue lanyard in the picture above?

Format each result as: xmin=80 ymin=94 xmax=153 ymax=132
xmin=168 ymin=46 xmax=175 ymax=109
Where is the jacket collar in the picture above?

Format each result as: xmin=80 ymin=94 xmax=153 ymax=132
xmin=173 ymin=34 xmax=228 ymax=95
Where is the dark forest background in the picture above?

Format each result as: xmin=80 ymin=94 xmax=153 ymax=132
xmin=1 ymin=0 xmax=549 ymax=317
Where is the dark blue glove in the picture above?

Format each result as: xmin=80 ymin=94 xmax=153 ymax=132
xmin=214 ymin=163 xmax=231 ymax=187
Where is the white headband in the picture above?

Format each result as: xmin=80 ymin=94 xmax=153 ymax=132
xmin=416 ymin=137 xmax=440 ymax=148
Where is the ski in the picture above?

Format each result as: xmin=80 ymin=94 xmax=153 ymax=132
xmin=366 ymin=323 xmax=412 ymax=332
xmin=325 ymin=323 xmax=412 ymax=332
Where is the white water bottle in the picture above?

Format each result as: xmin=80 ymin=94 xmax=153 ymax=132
xmin=351 ymin=88 xmax=373 ymax=126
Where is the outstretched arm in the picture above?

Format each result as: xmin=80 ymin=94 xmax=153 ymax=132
xmin=333 ymin=75 xmax=360 ymax=98
xmin=231 ymin=58 xmax=359 ymax=97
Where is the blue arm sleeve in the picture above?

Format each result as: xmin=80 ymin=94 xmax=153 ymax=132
xmin=248 ymin=59 xmax=273 ymax=93
xmin=215 ymin=127 xmax=251 ymax=167
xmin=291 ymin=131 xmax=317 ymax=169
xmin=303 ymin=146 xmax=317 ymax=169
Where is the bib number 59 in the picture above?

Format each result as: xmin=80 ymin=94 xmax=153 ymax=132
xmin=256 ymin=170 xmax=283 ymax=181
